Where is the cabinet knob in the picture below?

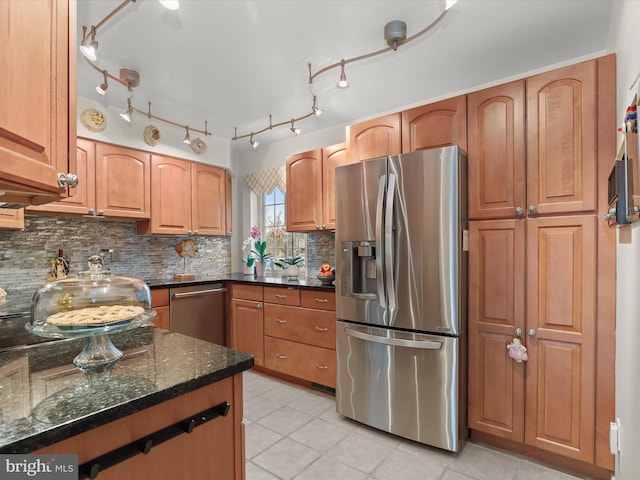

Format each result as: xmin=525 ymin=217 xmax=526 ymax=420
xmin=528 ymin=205 xmax=537 ymax=214
xmin=275 ymin=319 xmax=287 ymax=324
xmin=97 ymin=209 xmax=105 ymax=216
xmin=314 ymin=326 xmax=328 ymax=332
xmin=514 ymin=207 xmax=524 ymax=216
xmin=187 ymin=230 xmax=193 ymax=235
xmin=275 ymin=294 xmax=287 ymax=298
xmin=275 ymin=353 xmax=287 ymax=360
xmin=315 ymin=364 xmax=328 ymax=370
xmin=57 ymin=172 xmax=79 ymax=188
xmin=514 ymin=328 xmax=523 ymax=337
xmin=193 ymin=230 xmax=198 ymax=234
xmin=604 ymin=208 xmax=616 ymax=221
xmin=227 ymin=231 xmax=232 ymax=236
xmin=88 ymin=208 xmax=95 ymax=215
xmin=527 ymin=329 xmax=536 ymax=337
xmin=322 ymin=224 xmax=327 ymax=229
xmin=314 ymin=298 xmax=328 ymax=303
xmin=256 ymin=302 xmax=262 ymax=309
xmin=316 ymin=224 xmax=321 ymax=229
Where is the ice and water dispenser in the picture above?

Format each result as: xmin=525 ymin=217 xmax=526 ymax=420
xmin=340 ymin=240 xmax=378 ymax=298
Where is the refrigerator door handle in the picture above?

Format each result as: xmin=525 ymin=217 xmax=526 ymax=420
xmin=344 ymin=327 xmax=442 ymax=350
xmin=376 ymin=174 xmax=387 ymax=309
xmin=385 ymin=173 xmax=396 ymax=314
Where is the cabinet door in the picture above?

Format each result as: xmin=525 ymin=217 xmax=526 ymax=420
xmin=140 ymin=155 xmax=191 ymax=234
xmin=286 ymin=149 xmax=323 ymax=232
xmin=525 ymin=215 xmax=596 ymax=462
xmin=467 ymin=81 xmax=526 ymax=220
xmin=230 ymin=298 xmax=264 ymax=366
xmin=28 ymin=138 xmax=96 ymax=215
xmin=95 ymin=143 xmax=151 ymax=219
xmin=0 ymin=0 xmax=75 ymax=205
xmin=322 ymin=143 xmax=350 ymax=230
xmin=468 ymin=219 xmax=525 ymax=442
xmin=0 ymin=208 xmax=24 ymax=230
xmin=192 ymin=163 xmax=226 ymax=235
xmin=347 ymin=113 xmax=401 ymax=162
xmin=526 ymin=60 xmax=597 ymax=215
xmin=401 ymin=96 xmax=467 ymax=153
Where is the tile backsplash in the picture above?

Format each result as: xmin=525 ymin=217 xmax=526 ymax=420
xmin=0 ymin=216 xmax=337 ymax=309
xmin=0 ymin=215 xmax=231 ymax=307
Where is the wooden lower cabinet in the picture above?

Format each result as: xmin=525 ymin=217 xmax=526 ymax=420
xmin=35 ymin=376 xmax=244 ymax=480
xmin=229 ymin=284 xmax=264 ymax=367
xmin=150 ymin=288 xmax=170 ymax=330
xmin=264 ymin=337 xmax=335 ymax=388
xmin=468 ymin=215 xmax=599 ymax=469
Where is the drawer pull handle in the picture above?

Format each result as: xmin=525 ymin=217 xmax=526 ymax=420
xmin=314 ymin=326 xmax=328 ymax=332
xmin=314 ymin=298 xmax=328 ymax=303
xmin=275 ymin=294 xmax=287 ymax=298
xmin=275 ymin=353 xmax=287 ymax=359
xmin=315 ymin=364 xmax=328 ymax=370
xmin=276 ymin=319 xmax=287 ymax=324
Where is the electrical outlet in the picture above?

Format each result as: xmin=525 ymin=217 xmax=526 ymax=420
xmin=111 ymin=248 xmax=121 ymax=262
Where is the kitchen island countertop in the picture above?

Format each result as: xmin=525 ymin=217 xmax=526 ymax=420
xmin=0 ymin=326 xmax=253 ymax=454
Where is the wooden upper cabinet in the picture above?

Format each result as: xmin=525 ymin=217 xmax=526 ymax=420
xmin=347 ymin=113 xmax=401 ymax=162
xmin=322 ymin=143 xmax=349 ymax=230
xmin=467 ymin=81 xmax=526 ymax=220
xmin=29 ymin=139 xmax=150 ymax=219
xmin=525 ymin=215 xmax=596 ymax=462
xmin=225 ymin=171 xmax=233 ymax=236
xmin=526 ymin=60 xmax=597 ymax=215
xmin=0 ymin=208 xmax=24 ymax=230
xmin=401 ymin=95 xmax=467 ymax=153
xmin=286 ymin=149 xmax=323 ymax=232
xmin=0 ymin=0 xmax=76 ymax=206
xmin=138 ymin=156 xmax=230 ymax=236
xmin=139 ymin=155 xmax=191 ymax=235
xmin=467 ymin=219 xmax=525 ymax=443
xmin=192 ymin=163 xmax=227 ymax=236
xmin=94 ymin=143 xmax=151 ymax=219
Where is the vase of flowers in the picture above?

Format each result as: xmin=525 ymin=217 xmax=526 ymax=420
xmin=252 ymin=240 xmax=269 ymax=277
xmin=242 ymin=225 xmax=260 ymax=275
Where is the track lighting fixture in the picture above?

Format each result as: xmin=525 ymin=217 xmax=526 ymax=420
xmin=95 ymin=70 xmax=109 ymax=96
xmin=120 ymin=98 xmax=134 ymax=123
xmin=312 ymin=96 xmax=323 ymax=117
xmin=80 ymin=26 xmax=98 ymax=61
xmin=182 ymin=126 xmax=191 ymax=145
xmin=290 ymin=120 xmax=301 ymax=136
xmin=445 ymin=0 xmax=458 ymax=11
xmin=337 ymin=59 xmax=349 ymax=89
xmin=250 ymin=134 xmax=259 ymax=149
xmin=159 ymin=0 xmax=180 ymax=10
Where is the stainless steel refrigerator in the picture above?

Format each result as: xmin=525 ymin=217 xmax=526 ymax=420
xmin=335 ymin=146 xmax=468 ymax=452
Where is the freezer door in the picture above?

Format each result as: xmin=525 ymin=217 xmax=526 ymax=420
xmin=335 ymin=157 xmax=388 ymax=326
xmin=335 ymin=321 xmax=467 ymax=452
xmin=387 ymin=146 xmax=467 ymax=335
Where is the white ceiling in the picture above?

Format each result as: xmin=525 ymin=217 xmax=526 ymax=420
xmin=76 ymin=0 xmax=614 ymax=151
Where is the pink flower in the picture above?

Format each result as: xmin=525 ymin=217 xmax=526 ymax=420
xmin=251 ymin=225 xmax=260 ymax=239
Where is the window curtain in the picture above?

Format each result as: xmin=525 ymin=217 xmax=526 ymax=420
xmin=245 ymin=166 xmax=286 ymax=195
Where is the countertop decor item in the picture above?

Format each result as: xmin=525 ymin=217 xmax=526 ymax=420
xmin=143 ymin=124 xmax=161 ymax=146
xmin=174 ymin=239 xmax=198 ymax=280
xmin=316 ymin=263 xmax=335 ymax=284
xmin=80 ymin=108 xmax=107 ymax=132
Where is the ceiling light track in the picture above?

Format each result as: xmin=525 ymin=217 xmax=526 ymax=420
xmin=233 ymin=0 xmax=457 ymax=147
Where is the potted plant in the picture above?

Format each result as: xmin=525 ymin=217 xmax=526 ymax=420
xmin=275 ymin=256 xmax=304 ymax=278
xmin=252 ymin=239 xmax=270 ymax=276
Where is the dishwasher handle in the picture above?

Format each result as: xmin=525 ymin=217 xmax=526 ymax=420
xmin=171 ymin=287 xmax=227 ymax=299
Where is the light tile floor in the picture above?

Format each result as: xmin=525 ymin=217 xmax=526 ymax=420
xmin=243 ymin=370 xmax=598 ymax=480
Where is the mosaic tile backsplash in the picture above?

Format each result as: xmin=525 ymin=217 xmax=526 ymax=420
xmin=0 ymin=215 xmax=231 ymax=308
xmin=0 ymin=215 xmax=336 ymax=309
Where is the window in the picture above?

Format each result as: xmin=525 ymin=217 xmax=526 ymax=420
xmin=261 ymin=187 xmax=306 ymax=271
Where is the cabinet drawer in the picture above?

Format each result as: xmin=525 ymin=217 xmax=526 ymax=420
xmin=264 ymin=286 xmax=300 ymax=306
xmin=264 ymin=337 xmax=335 ymax=388
xmin=300 ymin=290 xmax=335 ymax=311
xmin=151 ymin=288 xmax=169 ymax=307
xmin=230 ymin=283 xmax=263 ymax=301
xmin=264 ymin=304 xmax=335 ymax=350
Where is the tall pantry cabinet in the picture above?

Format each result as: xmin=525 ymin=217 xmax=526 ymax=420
xmin=467 ymin=55 xmax=616 ymax=473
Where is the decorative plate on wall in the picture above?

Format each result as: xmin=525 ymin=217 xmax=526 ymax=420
xmin=80 ymin=108 xmax=107 ymax=132
xmin=143 ymin=125 xmax=161 ymax=146
xmin=190 ymin=137 xmax=207 ymax=155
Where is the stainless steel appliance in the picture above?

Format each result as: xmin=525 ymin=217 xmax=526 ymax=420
xmin=170 ymin=284 xmax=226 ymax=345
xmin=335 ymin=146 xmax=468 ymax=452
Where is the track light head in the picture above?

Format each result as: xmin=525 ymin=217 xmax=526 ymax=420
xmin=337 ymin=59 xmax=349 ymax=89
xmin=80 ymin=26 xmax=98 ymax=61
xmin=182 ymin=126 xmax=192 ymax=144
xmin=445 ymin=0 xmax=458 ymax=10
xmin=95 ymin=70 xmax=108 ymax=96
xmin=290 ymin=120 xmax=301 ymax=136
xmin=312 ymin=96 xmax=323 ymax=117
xmin=250 ymin=134 xmax=259 ymax=149
xmin=159 ymin=0 xmax=180 ymax=10
xmin=120 ymin=98 xmax=133 ymax=123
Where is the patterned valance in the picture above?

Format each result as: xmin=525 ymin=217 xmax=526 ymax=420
xmin=245 ymin=166 xmax=286 ymax=195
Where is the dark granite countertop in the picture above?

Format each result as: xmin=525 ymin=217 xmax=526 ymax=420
xmin=0 ymin=326 xmax=253 ymax=454
xmin=143 ymin=271 xmax=336 ymax=291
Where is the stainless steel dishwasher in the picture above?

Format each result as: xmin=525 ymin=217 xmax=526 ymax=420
xmin=169 ymin=283 xmax=227 ymax=345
